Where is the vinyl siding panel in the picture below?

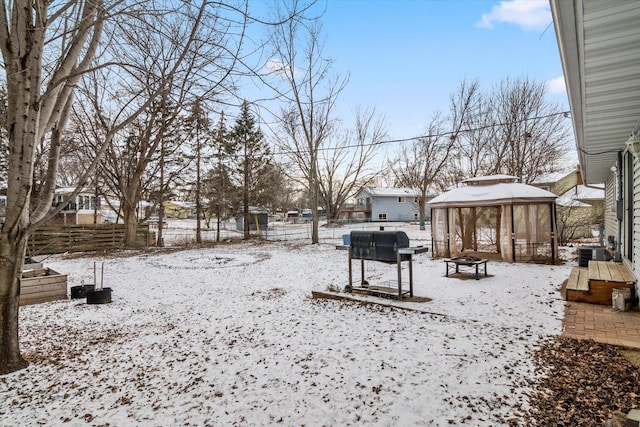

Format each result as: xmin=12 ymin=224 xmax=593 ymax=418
xmin=371 ymin=196 xmax=420 ymax=222
xmin=633 ymin=156 xmax=640 ymax=280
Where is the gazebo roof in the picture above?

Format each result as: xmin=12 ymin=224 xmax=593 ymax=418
xmin=430 ymin=175 xmax=558 ymax=208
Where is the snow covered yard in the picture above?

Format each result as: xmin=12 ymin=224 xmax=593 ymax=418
xmin=0 ymin=226 xmax=572 ymax=426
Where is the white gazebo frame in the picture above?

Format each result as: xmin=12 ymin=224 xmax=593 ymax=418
xmin=430 ymin=175 xmax=559 ymax=263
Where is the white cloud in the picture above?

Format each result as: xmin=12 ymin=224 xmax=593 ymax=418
xmin=547 ymin=76 xmax=566 ymax=95
xmin=263 ymin=58 xmax=304 ymax=80
xmin=263 ymin=58 xmax=287 ymax=76
xmin=477 ymin=0 xmax=551 ymax=31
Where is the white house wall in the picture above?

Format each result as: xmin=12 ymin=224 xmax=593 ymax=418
xmin=633 ymin=155 xmax=640 ymax=280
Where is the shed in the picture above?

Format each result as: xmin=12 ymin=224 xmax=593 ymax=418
xmin=236 ymin=206 xmax=269 ymax=232
xmin=430 ymin=175 xmax=559 ymax=263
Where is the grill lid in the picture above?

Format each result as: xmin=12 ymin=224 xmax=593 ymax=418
xmin=349 ymin=231 xmax=410 ymax=263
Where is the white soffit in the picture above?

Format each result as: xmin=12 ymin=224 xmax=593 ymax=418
xmin=552 ymin=0 xmax=640 ymax=185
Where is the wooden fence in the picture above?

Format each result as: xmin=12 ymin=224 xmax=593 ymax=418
xmin=27 ymin=224 xmax=155 ymax=256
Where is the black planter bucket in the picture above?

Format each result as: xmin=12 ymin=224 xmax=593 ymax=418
xmin=70 ymin=284 xmax=95 ymax=299
xmin=86 ymin=288 xmax=112 ymax=304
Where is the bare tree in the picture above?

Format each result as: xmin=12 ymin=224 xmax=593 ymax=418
xmin=0 ymin=0 xmax=111 ymax=374
xmin=318 ymin=107 xmax=385 ymax=221
xmin=448 ymin=80 xmax=496 ymax=178
xmin=0 ymin=85 xmax=8 ymax=184
xmin=489 ymin=77 xmax=571 ymax=182
xmin=442 ymin=77 xmax=571 ymax=186
xmin=0 ymin=0 xmax=309 ymax=375
xmin=270 ymin=6 xmax=347 ymax=243
xmin=390 ymin=113 xmax=455 ymax=223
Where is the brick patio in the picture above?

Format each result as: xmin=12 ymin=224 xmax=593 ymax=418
xmin=563 ymin=301 xmax=640 ymax=349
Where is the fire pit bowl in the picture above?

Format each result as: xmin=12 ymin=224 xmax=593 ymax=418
xmin=70 ymin=284 xmax=95 ymax=299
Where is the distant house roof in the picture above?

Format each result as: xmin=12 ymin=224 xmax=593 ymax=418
xmin=555 ymin=185 xmax=604 ymax=207
xmin=360 ymin=187 xmax=437 ymax=198
xmin=532 ymin=169 xmax=576 ymax=185
xmin=164 ymin=200 xmax=196 ymax=208
xmin=574 ymin=184 xmax=604 ymax=200
xmin=462 ymin=174 xmax=518 ymax=185
xmin=55 ymin=187 xmax=94 ymax=194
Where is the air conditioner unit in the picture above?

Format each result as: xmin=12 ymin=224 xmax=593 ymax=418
xmin=577 ymin=246 xmax=608 ymax=267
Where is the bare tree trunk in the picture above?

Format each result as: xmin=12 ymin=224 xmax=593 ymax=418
xmin=216 ymin=204 xmax=221 ymax=243
xmin=269 ymin=9 xmax=347 ymax=245
xmin=195 ymin=137 xmax=202 ymax=244
xmin=310 ymin=154 xmax=319 ymax=244
xmin=122 ymin=204 xmax=140 ymax=247
xmin=0 ymin=230 xmax=28 ymax=374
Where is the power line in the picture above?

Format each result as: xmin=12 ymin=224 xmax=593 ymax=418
xmin=270 ymin=110 xmax=572 ymax=157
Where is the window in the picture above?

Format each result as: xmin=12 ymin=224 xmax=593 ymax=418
xmin=378 ymin=213 xmax=387 ymax=220
xmin=79 ymin=195 xmax=95 ymax=210
xmin=398 ymin=197 xmax=406 ymax=203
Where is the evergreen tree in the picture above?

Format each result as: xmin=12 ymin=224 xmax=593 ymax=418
xmin=229 ymin=101 xmax=272 ymax=239
xmin=204 ymin=111 xmax=236 ymax=242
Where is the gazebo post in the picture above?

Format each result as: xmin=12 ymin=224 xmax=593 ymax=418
xmin=550 ymin=202 xmax=557 ymax=263
xmin=472 ymin=207 xmax=478 ymax=251
xmin=510 ymin=204 xmax=516 ymax=262
xmin=445 ymin=207 xmax=451 ymax=257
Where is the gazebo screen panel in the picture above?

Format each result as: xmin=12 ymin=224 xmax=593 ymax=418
xmin=432 ymin=208 xmax=449 ymax=258
xmin=512 ymin=203 xmax=555 ymax=263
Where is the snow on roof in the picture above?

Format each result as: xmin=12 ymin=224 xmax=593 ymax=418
xmin=532 ymin=169 xmax=576 ymax=184
xmin=574 ymin=184 xmax=604 ymax=200
xmin=555 ymin=185 xmax=604 ymax=207
xmin=430 ymin=175 xmax=557 ymax=208
xmin=362 ymin=187 xmax=437 ymax=197
xmin=462 ymin=174 xmax=518 ymax=185
xmin=55 ymin=187 xmax=93 ymax=194
xmin=555 ymin=194 xmax=592 ymax=208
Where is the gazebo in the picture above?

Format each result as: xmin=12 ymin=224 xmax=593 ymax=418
xmin=430 ymin=175 xmax=559 ymax=263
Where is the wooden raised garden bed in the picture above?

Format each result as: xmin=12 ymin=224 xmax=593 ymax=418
xmin=20 ymin=266 xmax=68 ymax=306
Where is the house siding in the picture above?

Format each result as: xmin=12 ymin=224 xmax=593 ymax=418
xmin=352 ymin=187 xmax=431 ymax=222
xmin=550 ymin=170 xmax=580 ymax=196
xmin=633 ymin=156 xmax=640 ymax=280
xmin=371 ymin=196 xmax=419 ymax=222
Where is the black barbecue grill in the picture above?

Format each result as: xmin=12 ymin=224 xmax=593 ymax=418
xmin=349 ymin=231 xmax=411 ymax=263
xmin=337 ymin=230 xmax=429 ymax=300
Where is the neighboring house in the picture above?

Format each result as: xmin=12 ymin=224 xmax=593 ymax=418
xmin=551 ymin=2 xmax=640 ymax=270
xmin=532 ymin=168 xmax=605 ymax=242
xmin=53 ymin=187 xmax=101 ymax=225
xmin=163 ymin=200 xmax=196 ymax=219
xmin=532 ymin=167 xmax=582 ymax=196
xmin=339 ymin=187 xmax=434 ymax=222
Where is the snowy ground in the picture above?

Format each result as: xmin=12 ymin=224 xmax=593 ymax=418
xmin=1 ymin=222 xmax=573 ymax=426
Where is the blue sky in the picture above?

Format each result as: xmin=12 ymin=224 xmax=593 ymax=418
xmin=264 ymin=0 xmax=568 ymax=141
